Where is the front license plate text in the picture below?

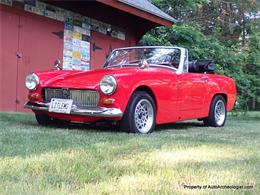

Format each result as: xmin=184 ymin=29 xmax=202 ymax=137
xmin=49 ymin=98 xmax=73 ymax=114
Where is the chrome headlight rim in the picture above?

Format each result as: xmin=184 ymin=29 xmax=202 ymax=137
xmin=25 ymin=73 xmax=39 ymax=91
xmin=100 ymin=75 xmax=117 ymax=95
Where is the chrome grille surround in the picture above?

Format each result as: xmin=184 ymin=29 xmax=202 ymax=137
xmin=43 ymin=88 xmax=99 ymax=107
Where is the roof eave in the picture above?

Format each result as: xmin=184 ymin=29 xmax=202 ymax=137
xmin=96 ymin=0 xmax=175 ymax=27
xmin=117 ymin=0 xmax=177 ymax=24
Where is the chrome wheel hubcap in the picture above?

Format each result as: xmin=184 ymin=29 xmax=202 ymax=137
xmin=214 ymin=100 xmax=226 ymax=126
xmin=134 ymin=99 xmax=154 ymax=133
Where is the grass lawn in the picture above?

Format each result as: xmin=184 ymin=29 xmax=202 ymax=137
xmin=0 ymin=112 xmax=259 ymax=194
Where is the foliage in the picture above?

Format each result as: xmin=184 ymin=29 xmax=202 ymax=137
xmin=142 ymin=0 xmax=260 ymax=111
xmin=244 ymin=27 xmax=260 ymax=109
xmin=151 ymin=0 xmax=260 ymax=43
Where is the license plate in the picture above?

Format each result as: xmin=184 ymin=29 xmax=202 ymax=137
xmin=49 ymin=98 xmax=73 ymax=114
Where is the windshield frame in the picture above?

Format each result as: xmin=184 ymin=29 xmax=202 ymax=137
xmin=103 ymin=46 xmax=188 ymax=74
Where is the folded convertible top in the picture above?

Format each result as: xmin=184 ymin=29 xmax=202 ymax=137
xmin=188 ymin=60 xmax=215 ymax=74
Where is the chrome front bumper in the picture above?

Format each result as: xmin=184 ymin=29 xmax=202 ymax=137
xmin=24 ymin=102 xmax=123 ymax=117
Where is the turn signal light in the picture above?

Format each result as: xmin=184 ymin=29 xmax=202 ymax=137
xmin=102 ymin=98 xmax=115 ymax=105
xmin=28 ymin=93 xmax=40 ymax=101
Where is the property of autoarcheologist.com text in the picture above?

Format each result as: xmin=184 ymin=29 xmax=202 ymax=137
xmin=183 ymin=184 xmax=254 ymax=190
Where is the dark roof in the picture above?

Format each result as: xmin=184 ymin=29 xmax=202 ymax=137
xmin=117 ymin=0 xmax=177 ymax=23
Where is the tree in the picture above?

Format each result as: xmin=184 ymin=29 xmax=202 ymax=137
xmin=141 ymin=0 xmax=260 ymax=110
xmin=151 ymin=0 xmax=260 ymax=44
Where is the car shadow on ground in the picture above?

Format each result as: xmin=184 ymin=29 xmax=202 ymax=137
xmin=33 ymin=119 xmax=205 ymax=133
xmin=16 ymin=113 xmax=205 ymax=133
xmin=156 ymin=121 xmax=205 ymax=131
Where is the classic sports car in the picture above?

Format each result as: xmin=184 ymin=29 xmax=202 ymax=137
xmin=24 ymin=46 xmax=237 ymax=134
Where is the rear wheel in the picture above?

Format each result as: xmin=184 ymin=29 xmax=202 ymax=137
xmin=35 ymin=114 xmax=53 ymax=126
xmin=120 ymin=92 xmax=156 ymax=134
xmin=203 ymin=95 xmax=227 ymax=127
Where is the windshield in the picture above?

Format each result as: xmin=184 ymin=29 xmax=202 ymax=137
xmin=104 ymin=47 xmax=181 ymax=70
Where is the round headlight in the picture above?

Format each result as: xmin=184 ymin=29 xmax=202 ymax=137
xmin=100 ymin=75 xmax=117 ymax=95
xmin=25 ymin=73 xmax=39 ymax=90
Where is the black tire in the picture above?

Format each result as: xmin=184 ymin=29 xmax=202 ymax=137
xmin=35 ymin=114 xmax=53 ymax=126
xmin=203 ymin=95 xmax=227 ymax=127
xmin=120 ymin=91 xmax=156 ymax=134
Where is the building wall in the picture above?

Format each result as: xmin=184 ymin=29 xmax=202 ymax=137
xmin=0 ymin=5 xmax=64 ymax=112
xmin=0 ymin=0 xmax=138 ymax=112
xmin=0 ymin=0 xmax=132 ymax=71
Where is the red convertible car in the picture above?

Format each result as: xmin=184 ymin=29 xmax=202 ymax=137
xmin=24 ymin=46 xmax=236 ymax=133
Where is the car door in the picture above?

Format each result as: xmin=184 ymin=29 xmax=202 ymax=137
xmin=177 ymin=73 xmax=209 ymax=120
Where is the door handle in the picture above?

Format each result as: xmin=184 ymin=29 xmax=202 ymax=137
xmin=16 ymin=52 xmax=22 ymax=59
xmin=92 ymin=43 xmax=103 ymax=51
xmin=52 ymin=31 xmax=64 ymax=39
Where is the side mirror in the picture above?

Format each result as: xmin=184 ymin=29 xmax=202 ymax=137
xmin=53 ymin=59 xmax=62 ymax=70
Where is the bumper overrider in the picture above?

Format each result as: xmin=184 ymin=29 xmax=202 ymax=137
xmin=24 ymin=102 xmax=123 ymax=117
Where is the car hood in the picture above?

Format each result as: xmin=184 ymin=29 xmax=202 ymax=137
xmin=38 ymin=67 xmax=140 ymax=89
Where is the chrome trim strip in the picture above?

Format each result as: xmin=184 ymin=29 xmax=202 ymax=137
xmin=24 ymin=102 xmax=123 ymax=118
xmin=107 ymin=64 xmax=178 ymax=71
xmin=113 ymin=46 xmax=185 ymax=50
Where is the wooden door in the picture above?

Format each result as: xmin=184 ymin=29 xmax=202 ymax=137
xmin=0 ymin=5 xmax=20 ymax=111
xmin=90 ymin=31 xmax=128 ymax=70
xmin=0 ymin=5 xmax=63 ymax=112
xmin=16 ymin=12 xmax=63 ymax=112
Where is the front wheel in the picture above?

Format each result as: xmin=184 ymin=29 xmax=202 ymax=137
xmin=120 ymin=92 xmax=156 ymax=134
xmin=35 ymin=114 xmax=53 ymax=126
xmin=203 ymin=95 xmax=227 ymax=127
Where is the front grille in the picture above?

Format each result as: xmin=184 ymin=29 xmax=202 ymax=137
xmin=43 ymin=88 xmax=99 ymax=107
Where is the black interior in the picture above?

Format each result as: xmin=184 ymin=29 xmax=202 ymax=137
xmin=188 ymin=60 xmax=215 ymax=74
